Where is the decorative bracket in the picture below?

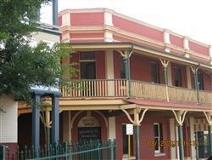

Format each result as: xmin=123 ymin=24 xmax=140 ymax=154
xmin=120 ymin=105 xmax=148 ymax=126
xmin=190 ymin=65 xmax=199 ymax=74
xmin=40 ymin=110 xmax=52 ymax=128
xmin=172 ymin=110 xmax=187 ymax=126
xmin=203 ymin=111 xmax=212 ymax=126
xmin=117 ymin=49 xmax=133 ymax=59
xmin=160 ymin=59 xmax=170 ymax=68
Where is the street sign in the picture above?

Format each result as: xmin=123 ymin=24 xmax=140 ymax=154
xmin=126 ymin=124 xmax=133 ymax=135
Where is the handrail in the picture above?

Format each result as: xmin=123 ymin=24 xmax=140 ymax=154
xmin=61 ymin=79 xmax=212 ymax=105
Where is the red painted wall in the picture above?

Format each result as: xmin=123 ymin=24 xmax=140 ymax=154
xmin=96 ymin=51 xmax=105 ymax=79
xmin=114 ymin=52 xmax=164 ymax=83
xmin=113 ymin=51 xmax=122 ymax=79
xmin=115 ymin=113 xmax=170 ymax=160
xmin=70 ymin=53 xmax=80 ymax=79
xmin=0 ymin=143 xmax=17 ymax=160
xmin=70 ymin=32 xmax=104 ymax=39
xmin=70 ymin=51 xmax=105 ymax=79
xmin=189 ymin=41 xmax=209 ymax=56
xmin=131 ymin=54 xmax=151 ymax=81
xmin=71 ymin=12 xmax=104 ymax=26
xmin=170 ymin=35 xmax=184 ymax=48
xmin=113 ymin=15 xmax=164 ymax=42
xmin=203 ymin=72 xmax=212 ymax=91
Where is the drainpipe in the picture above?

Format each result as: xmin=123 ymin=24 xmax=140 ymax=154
xmin=52 ymin=0 xmax=58 ymax=25
xmin=194 ymin=66 xmax=200 ymax=104
xmin=208 ymin=125 xmax=212 ymax=156
xmin=178 ymin=125 xmax=185 ymax=160
xmin=123 ymin=55 xmax=131 ymax=97
xmin=32 ymin=94 xmax=41 ymax=158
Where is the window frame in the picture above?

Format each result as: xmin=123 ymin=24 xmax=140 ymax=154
xmin=153 ymin=123 xmax=163 ymax=154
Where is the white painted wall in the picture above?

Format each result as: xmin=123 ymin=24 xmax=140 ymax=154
xmin=105 ymin=50 xmax=115 ymax=96
xmin=62 ymin=13 xmax=71 ymax=26
xmin=0 ymin=96 xmax=17 ymax=143
xmin=104 ymin=30 xmax=113 ymax=42
xmin=186 ymin=66 xmax=192 ymax=89
xmin=170 ymin=118 xmax=177 ymax=160
xmin=31 ymin=31 xmax=60 ymax=45
xmin=189 ymin=117 xmax=196 ymax=160
xmin=108 ymin=117 xmax=116 ymax=139
xmin=104 ymin=11 xmax=113 ymax=26
xmin=167 ymin=63 xmax=172 ymax=86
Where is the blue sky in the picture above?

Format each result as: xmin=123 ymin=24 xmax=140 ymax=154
xmin=41 ymin=0 xmax=212 ymax=45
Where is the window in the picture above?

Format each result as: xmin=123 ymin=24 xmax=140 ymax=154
xmin=80 ymin=52 xmax=95 ymax=60
xmin=122 ymin=125 xmax=134 ymax=155
xmin=154 ymin=123 xmax=163 ymax=154
xmin=173 ymin=66 xmax=182 ymax=87
xmin=197 ymin=71 xmax=204 ymax=90
xmin=191 ymin=70 xmax=204 ymax=90
xmin=151 ymin=61 xmax=160 ymax=83
xmin=120 ymin=59 xmax=126 ymax=79
xmin=80 ymin=52 xmax=96 ymax=79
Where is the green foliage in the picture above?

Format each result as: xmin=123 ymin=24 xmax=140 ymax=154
xmin=0 ymin=0 xmax=75 ymax=101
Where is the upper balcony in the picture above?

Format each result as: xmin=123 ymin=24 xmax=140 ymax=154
xmin=61 ymin=79 xmax=212 ymax=106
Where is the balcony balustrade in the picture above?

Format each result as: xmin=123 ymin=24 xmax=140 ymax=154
xmin=61 ymin=79 xmax=212 ymax=105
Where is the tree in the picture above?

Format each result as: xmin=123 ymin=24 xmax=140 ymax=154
xmin=0 ymin=0 xmax=74 ymax=101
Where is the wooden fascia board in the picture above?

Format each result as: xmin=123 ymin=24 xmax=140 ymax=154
xmin=133 ymin=45 xmax=212 ymax=70
xmin=61 ymin=105 xmax=120 ymax=111
xmin=59 ymin=99 xmax=127 ymax=106
xmin=70 ymin=43 xmax=132 ymax=51
xmin=137 ymin=105 xmax=212 ymax=112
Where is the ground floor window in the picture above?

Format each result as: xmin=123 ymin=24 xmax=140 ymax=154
xmin=196 ymin=131 xmax=209 ymax=158
xmin=154 ymin=123 xmax=163 ymax=154
xmin=122 ymin=125 xmax=134 ymax=156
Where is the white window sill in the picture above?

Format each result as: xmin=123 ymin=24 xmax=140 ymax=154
xmin=154 ymin=153 xmax=166 ymax=157
xmin=122 ymin=154 xmax=136 ymax=160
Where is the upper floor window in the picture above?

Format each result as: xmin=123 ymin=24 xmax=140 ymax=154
xmin=120 ymin=59 xmax=126 ymax=79
xmin=150 ymin=61 xmax=160 ymax=83
xmin=80 ymin=52 xmax=96 ymax=79
xmin=80 ymin=52 xmax=96 ymax=61
xmin=197 ymin=71 xmax=204 ymax=90
xmin=173 ymin=65 xmax=182 ymax=87
xmin=191 ymin=70 xmax=204 ymax=90
xmin=154 ymin=123 xmax=163 ymax=154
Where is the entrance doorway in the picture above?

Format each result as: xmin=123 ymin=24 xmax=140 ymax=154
xmin=78 ymin=127 xmax=101 ymax=142
xmin=77 ymin=112 xmax=101 ymax=142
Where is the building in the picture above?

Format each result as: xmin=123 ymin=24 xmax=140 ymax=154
xmin=18 ymin=8 xmax=212 ymax=160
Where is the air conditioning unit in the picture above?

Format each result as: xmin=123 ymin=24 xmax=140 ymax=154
xmin=0 ymin=145 xmax=6 ymax=160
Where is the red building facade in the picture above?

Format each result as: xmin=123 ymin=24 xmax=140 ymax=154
xmin=19 ymin=8 xmax=212 ymax=160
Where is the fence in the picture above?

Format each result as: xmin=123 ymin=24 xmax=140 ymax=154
xmin=5 ymin=139 xmax=116 ymax=160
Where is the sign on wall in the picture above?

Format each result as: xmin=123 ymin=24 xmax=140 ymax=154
xmin=126 ymin=124 xmax=133 ymax=135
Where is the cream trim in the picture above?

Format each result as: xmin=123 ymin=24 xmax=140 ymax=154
xmin=70 ymin=37 xmax=104 ymax=41
xmin=61 ymin=24 xmax=211 ymax=60
xmin=203 ymin=111 xmax=212 ymax=125
xmin=104 ymin=11 xmax=113 ymax=26
xmin=209 ymin=45 xmax=212 ymax=57
xmin=183 ymin=37 xmax=190 ymax=50
xmin=59 ymin=8 xmax=211 ymax=48
xmin=172 ymin=110 xmax=187 ymax=126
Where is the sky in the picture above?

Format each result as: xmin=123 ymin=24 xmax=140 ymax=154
xmin=41 ymin=0 xmax=212 ymax=45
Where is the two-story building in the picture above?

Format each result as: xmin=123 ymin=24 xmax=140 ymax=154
xmin=18 ymin=8 xmax=212 ymax=160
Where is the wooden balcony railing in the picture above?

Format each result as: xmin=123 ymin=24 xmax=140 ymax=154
xmin=61 ymin=79 xmax=212 ymax=105
xmin=61 ymin=79 xmax=128 ymax=97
